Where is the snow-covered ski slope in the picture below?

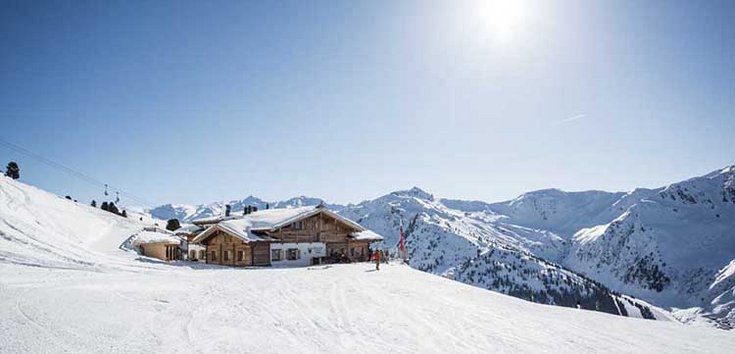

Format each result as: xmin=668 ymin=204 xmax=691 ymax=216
xmin=5 ymin=262 xmax=735 ymax=354
xmin=0 ymin=175 xmax=152 ymax=270
xmin=1 ymin=176 xmax=734 ymax=353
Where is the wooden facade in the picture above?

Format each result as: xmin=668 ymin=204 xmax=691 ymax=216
xmin=265 ymin=212 xmax=371 ymax=263
xmin=140 ymin=242 xmax=179 ymax=261
xmin=204 ymin=231 xmax=270 ymax=266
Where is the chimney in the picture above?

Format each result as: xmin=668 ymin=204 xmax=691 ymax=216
xmin=225 ymin=204 xmax=231 ymax=217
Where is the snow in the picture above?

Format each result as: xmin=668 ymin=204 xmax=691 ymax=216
xmin=192 ymin=206 xmax=363 ymax=231
xmin=0 ymin=176 xmax=152 ymax=270
xmin=157 ymin=196 xmax=338 ymax=225
xmin=130 ymin=230 xmax=181 ymax=247
xmin=562 ymin=168 xmax=735 ymax=327
xmin=2 ymin=176 xmax=735 ymax=352
xmin=190 ymin=213 xmax=243 ymax=225
xmin=2 ymin=262 xmax=734 ymax=353
xmin=188 ymin=206 xmax=323 ymax=228
xmin=243 ymin=206 xmax=365 ymax=232
xmin=192 ymin=221 xmax=277 ymax=244
xmin=173 ymin=223 xmax=203 ymax=235
xmin=244 ymin=206 xmax=322 ymax=230
xmin=350 ymin=230 xmax=384 ymax=241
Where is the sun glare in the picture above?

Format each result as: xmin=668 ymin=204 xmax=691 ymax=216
xmin=480 ymin=0 xmax=527 ymax=43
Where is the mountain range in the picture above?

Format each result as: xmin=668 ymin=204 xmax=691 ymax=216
xmin=148 ymin=165 xmax=735 ymax=329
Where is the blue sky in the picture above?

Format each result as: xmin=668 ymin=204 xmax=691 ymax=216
xmin=1 ymin=0 xmax=734 ymax=207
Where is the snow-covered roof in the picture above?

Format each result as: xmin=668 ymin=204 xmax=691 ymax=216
xmin=190 ymin=214 xmax=243 ymax=225
xmin=174 ymin=224 xmax=203 ymax=235
xmin=191 ymin=205 xmax=379 ymax=244
xmin=244 ymin=206 xmax=365 ymax=231
xmin=349 ymin=230 xmax=384 ymax=241
xmin=132 ymin=231 xmax=181 ymax=246
xmin=191 ymin=222 xmax=278 ymax=244
xmin=194 ymin=206 xmax=365 ymax=232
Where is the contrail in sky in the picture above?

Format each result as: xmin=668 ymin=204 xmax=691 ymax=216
xmin=560 ymin=114 xmax=586 ymax=123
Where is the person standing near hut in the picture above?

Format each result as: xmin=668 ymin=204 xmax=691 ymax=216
xmin=374 ymin=249 xmax=381 ymax=270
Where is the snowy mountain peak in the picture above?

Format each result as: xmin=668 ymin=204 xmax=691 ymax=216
xmin=273 ymin=196 xmax=326 ymax=209
xmin=706 ymin=165 xmax=735 ymax=178
xmin=390 ymin=186 xmax=434 ymax=200
xmin=515 ymin=188 xmax=568 ymax=199
xmin=239 ymin=195 xmax=267 ymax=205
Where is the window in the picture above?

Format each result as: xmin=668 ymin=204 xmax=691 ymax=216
xmin=224 ymin=250 xmax=231 ymax=261
xmin=189 ymin=250 xmax=196 ymax=260
xmin=199 ymin=250 xmax=205 ymax=260
xmin=237 ymin=250 xmax=244 ymax=262
xmin=210 ymin=251 xmax=217 ymax=261
xmin=287 ymin=248 xmax=300 ymax=260
xmin=350 ymin=247 xmax=355 ymax=256
xmin=272 ymin=249 xmax=282 ymax=261
xmin=292 ymin=221 xmax=303 ymax=230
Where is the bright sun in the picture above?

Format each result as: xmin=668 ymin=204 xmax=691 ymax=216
xmin=480 ymin=0 xmax=528 ymax=43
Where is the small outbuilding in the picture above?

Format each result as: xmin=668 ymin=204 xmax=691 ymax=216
xmin=132 ymin=227 xmax=182 ymax=261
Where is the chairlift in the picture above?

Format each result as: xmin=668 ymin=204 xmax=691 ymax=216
xmin=104 ymin=184 xmax=109 ymax=196
xmin=115 ymin=191 xmax=120 ymax=203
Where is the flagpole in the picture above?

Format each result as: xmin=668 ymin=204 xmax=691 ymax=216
xmin=399 ymin=218 xmax=406 ymax=262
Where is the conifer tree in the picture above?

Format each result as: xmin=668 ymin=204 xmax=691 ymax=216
xmin=166 ymin=218 xmax=181 ymax=231
xmin=4 ymin=161 xmax=20 ymax=179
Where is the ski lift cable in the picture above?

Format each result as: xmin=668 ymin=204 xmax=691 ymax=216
xmin=0 ymin=138 xmax=151 ymax=207
xmin=0 ymin=138 xmax=153 ymax=207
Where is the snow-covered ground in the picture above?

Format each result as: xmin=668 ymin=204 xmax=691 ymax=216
xmin=2 ymin=176 xmax=735 ymax=353
xmin=3 ymin=262 xmax=735 ymax=354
